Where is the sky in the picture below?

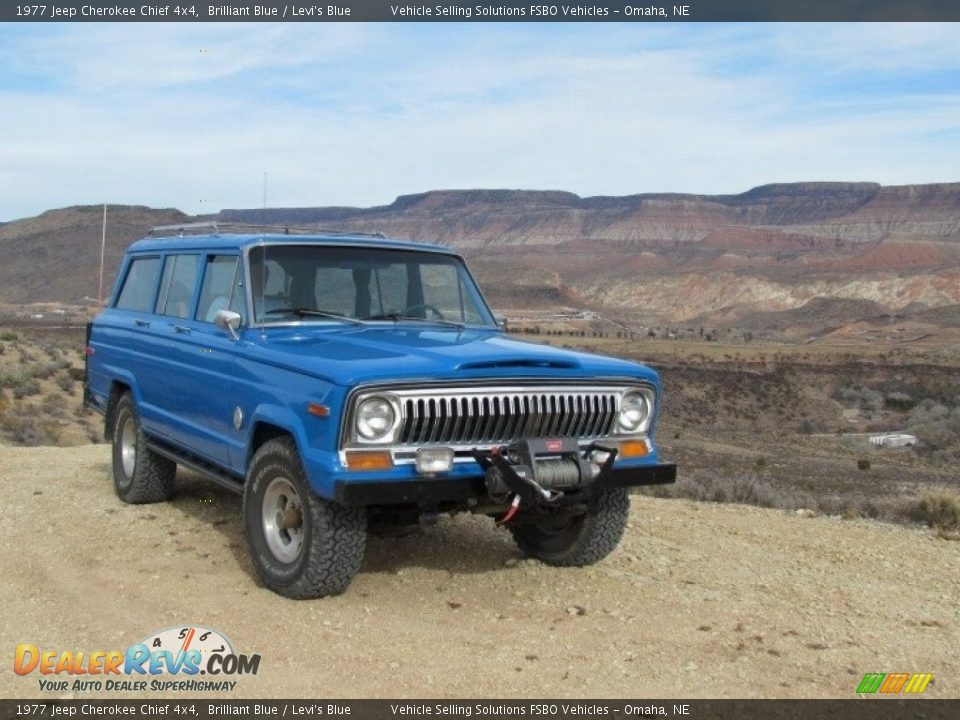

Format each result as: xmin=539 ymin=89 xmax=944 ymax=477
xmin=1 ymin=22 xmax=959 ymax=221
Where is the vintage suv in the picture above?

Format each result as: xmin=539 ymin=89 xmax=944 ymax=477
xmin=85 ymin=224 xmax=675 ymax=598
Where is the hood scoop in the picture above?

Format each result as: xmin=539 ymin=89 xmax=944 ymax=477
xmin=457 ymin=358 xmax=580 ymax=371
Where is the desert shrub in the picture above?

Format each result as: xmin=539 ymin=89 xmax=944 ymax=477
xmin=57 ymin=372 xmax=75 ymax=393
xmin=40 ymin=392 xmax=67 ymax=414
xmin=0 ymin=330 xmax=20 ymax=342
xmin=0 ymin=368 xmax=25 ymax=389
xmin=640 ymin=472 xmax=800 ymax=510
xmin=854 ymin=493 xmax=960 ymax=530
xmin=34 ymin=362 xmax=60 ymax=380
xmin=913 ymin=493 xmax=960 ymax=530
xmin=13 ymin=379 xmax=41 ymax=400
xmin=835 ymin=385 xmax=883 ymax=412
xmin=815 ymin=495 xmax=855 ymax=517
xmin=0 ymin=415 xmax=57 ymax=446
xmin=908 ymin=399 xmax=950 ymax=425
xmin=857 ymin=458 xmax=871 ymax=471
xmin=907 ymin=400 xmax=960 ymax=452
xmin=856 ymin=497 xmax=885 ymax=520
xmin=884 ymin=392 xmax=915 ymax=412
xmin=643 ymin=475 xmax=960 ymax=533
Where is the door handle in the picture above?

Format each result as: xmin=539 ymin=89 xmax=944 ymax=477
xmin=172 ymin=325 xmax=191 ymax=334
xmin=134 ymin=319 xmax=150 ymax=327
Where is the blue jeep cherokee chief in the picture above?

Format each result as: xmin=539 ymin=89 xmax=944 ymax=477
xmin=85 ymin=223 xmax=676 ymax=599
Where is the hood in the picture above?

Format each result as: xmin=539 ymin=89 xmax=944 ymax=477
xmin=240 ymin=325 xmax=658 ymax=388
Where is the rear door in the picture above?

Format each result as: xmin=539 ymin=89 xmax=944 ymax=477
xmin=98 ymin=255 xmax=170 ymax=433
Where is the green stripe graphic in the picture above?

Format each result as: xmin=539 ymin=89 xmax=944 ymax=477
xmin=857 ymin=673 xmax=886 ymax=693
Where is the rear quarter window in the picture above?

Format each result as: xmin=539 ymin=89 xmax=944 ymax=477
xmin=114 ymin=257 xmax=161 ymax=312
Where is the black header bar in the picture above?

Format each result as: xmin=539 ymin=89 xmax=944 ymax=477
xmin=3 ymin=1 xmax=959 ymax=23
xmin=1 ymin=699 xmax=959 ymax=719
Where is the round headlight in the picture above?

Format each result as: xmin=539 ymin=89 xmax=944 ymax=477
xmin=618 ymin=391 xmax=650 ymax=433
xmin=356 ymin=397 xmax=396 ymax=441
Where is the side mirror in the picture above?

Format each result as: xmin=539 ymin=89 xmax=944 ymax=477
xmin=214 ymin=309 xmax=242 ymax=340
xmin=494 ymin=314 xmax=508 ymax=331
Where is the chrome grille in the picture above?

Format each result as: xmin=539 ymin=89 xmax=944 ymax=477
xmin=397 ymin=388 xmax=620 ymax=446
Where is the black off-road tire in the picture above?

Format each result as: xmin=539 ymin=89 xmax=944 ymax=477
xmin=244 ymin=437 xmax=367 ymax=599
xmin=509 ymin=487 xmax=631 ymax=566
xmin=110 ymin=393 xmax=177 ymax=504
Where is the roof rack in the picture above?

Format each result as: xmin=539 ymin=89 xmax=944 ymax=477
xmin=149 ymin=221 xmax=386 ymax=239
xmin=150 ymin=221 xmax=221 ymax=236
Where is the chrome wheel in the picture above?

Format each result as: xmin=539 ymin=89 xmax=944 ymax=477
xmin=262 ymin=476 xmax=305 ymax=564
xmin=119 ymin=416 xmax=137 ymax=480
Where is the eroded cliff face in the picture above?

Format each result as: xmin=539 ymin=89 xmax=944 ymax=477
xmin=219 ymin=181 xmax=960 ymax=246
xmin=5 ymin=183 xmax=960 ymax=322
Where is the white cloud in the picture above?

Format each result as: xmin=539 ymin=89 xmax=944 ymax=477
xmin=1 ymin=23 xmax=958 ymax=220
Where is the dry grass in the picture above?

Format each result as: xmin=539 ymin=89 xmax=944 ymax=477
xmin=641 ymin=473 xmax=804 ymax=511
xmin=0 ymin=326 xmax=97 ymax=447
xmin=641 ymin=475 xmax=960 ymax=535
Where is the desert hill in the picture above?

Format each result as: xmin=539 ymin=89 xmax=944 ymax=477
xmin=0 ymin=205 xmax=189 ymax=304
xmin=218 ymin=182 xmax=960 ymax=322
xmin=217 ymin=182 xmax=960 ymax=246
xmin=3 ymin=182 xmax=960 ymax=326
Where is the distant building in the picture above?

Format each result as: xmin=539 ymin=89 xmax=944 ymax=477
xmin=869 ymin=433 xmax=917 ymax=448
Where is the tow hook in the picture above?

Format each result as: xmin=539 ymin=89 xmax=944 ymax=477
xmin=496 ymin=495 xmax=522 ymax=525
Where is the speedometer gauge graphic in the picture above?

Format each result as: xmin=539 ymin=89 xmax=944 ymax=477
xmin=138 ymin=625 xmax=235 ymax=670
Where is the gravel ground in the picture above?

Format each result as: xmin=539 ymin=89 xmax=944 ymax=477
xmin=1 ymin=445 xmax=958 ymax=699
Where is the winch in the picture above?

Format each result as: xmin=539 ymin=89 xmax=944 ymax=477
xmin=473 ymin=437 xmax=619 ymax=509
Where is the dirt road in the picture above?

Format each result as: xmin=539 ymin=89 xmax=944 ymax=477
xmin=1 ymin=445 xmax=957 ymax=699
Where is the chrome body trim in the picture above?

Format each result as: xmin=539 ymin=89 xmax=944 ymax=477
xmin=341 ymin=383 xmax=656 ymax=452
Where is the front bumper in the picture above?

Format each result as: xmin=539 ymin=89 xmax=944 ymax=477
xmin=332 ymin=461 xmax=676 ymax=506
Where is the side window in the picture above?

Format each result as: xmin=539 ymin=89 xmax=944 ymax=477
xmin=196 ymin=256 xmax=241 ymax=323
xmin=115 ymin=257 xmax=160 ymax=312
xmin=155 ymin=255 xmax=200 ymax=319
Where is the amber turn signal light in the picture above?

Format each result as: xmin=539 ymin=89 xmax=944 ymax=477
xmin=344 ymin=450 xmax=393 ymax=471
xmin=619 ymin=440 xmax=649 ymax=459
xmin=307 ymin=403 xmax=330 ymax=417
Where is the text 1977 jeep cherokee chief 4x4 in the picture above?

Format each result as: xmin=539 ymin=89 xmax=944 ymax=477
xmin=85 ymin=224 xmax=675 ymax=598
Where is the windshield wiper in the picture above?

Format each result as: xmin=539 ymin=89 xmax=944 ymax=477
xmin=364 ymin=313 xmax=466 ymax=329
xmin=264 ymin=307 xmax=366 ymax=325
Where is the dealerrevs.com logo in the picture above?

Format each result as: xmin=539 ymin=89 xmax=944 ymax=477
xmin=14 ymin=625 xmax=260 ymax=693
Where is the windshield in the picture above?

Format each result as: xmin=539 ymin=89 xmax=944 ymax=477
xmin=247 ymin=245 xmax=496 ymax=327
